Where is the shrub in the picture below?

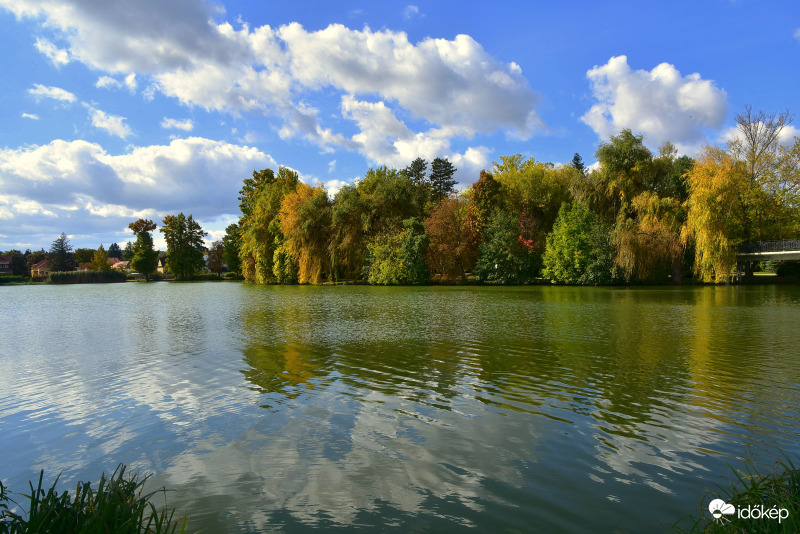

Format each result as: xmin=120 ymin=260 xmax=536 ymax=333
xmin=0 ymin=276 xmax=27 ymax=284
xmin=48 ymin=270 xmax=127 ymax=284
xmin=0 ymin=464 xmax=187 ymax=534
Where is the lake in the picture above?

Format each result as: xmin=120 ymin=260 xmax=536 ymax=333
xmin=1 ymin=282 xmax=799 ymax=532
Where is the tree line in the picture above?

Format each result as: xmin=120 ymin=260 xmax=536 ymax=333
xmin=4 ymin=106 xmax=797 ymax=285
xmin=224 ymin=106 xmax=799 ymax=285
xmin=2 ymin=213 xmax=222 ymax=281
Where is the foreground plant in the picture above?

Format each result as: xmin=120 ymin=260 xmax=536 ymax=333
xmin=0 ymin=464 xmax=187 ymax=534
xmin=677 ymin=456 xmax=800 ymax=533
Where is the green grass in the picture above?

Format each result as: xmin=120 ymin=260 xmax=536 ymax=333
xmin=676 ymin=456 xmax=800 ymax=533
xmin=0 ymin=464 xmax=187 ymax=534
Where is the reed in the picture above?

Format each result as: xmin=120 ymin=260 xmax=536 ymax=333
xmin=48 ymin=270 xmax=127 ymax=284
xmin=0 ymin=464 xmax=187 ymax=534
xmin=676 ymin=455 xmax=800 ymax=533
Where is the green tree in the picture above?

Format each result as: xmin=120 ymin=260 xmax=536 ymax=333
xmin=74 ymin=248 xmax=96 ymax=267
xmin=239 ymin=167 xmax=299 ymax=283
xmin=160 ymin=213 xmax=208 ymax=280
xmin=542 ymin=203 xmax=616 ymax=285
xmin=122 ymin=242 xmax=134 ymax=261
xmin=108 ymin=242 xmax=122 ymax=260
xmin=91 ymin=245 xmax=112 ymax=272
xmin=222 ymin=223 xmax=241 ymax=274
xmin=49 ymin=232 xmax=74 ymax=272
xmin=473 ymin=210 xmax=540 ymax=284
xmin=128 ymin=219 xmax=159 ymax=281
xmin=429 ymin=157 xmax=457 ymax=204
xmin=365 ymin=218 xmax=429 ymax=285
xmin=330 ymin=184 xmax=369 ymax=281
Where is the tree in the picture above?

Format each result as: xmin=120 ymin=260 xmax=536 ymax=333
xmin=91 ymin=245 xmax=112 ymax=272
xmin=160 ymin=213 xmax=208 ymax=280
xmin=108 ymin=242 xmax=122 ymax=260
xmin=542 ymin=203 xmax=616 ymax=285
xmin=466 ymin=170 xmax=502 ymax=237
xmin=279 ymin=183 xmax=332 ymax=284
xmin=128 ymin=219 xmax=159 ymax=280
xmin=122 ymin=242 xmax=134 ymax=261
xmin=207 ymin=241 xmax=226 ymax=275
xmin=74 ymin=248 xmax=96 ymax=267
xmin=49 ymin=233 xmax=74 ymax=271
xmin=239 ymin=166 xmax=299 ymax=283
xmin=222 ymin=223 xmax=241 ymax=275
xmin=429 ymin=157 xmax=457 ymax=204
xmin=365 ymin=218 xmax=429 ymax=285
xmin=571 ymin=153 xmax=585 ymax=174
xmin=403 ymin=157 xmax=429 ymax=186
xmin=424 ymin=196 xmax=478 ymax=280
xmin=473 ymin=210 xmax=540 ymax=284
xmin=4 ymin=250 xmax=28 ymax=276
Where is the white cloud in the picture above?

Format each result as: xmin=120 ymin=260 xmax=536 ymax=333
xmin=29 ymin=83 xmax=77 ymax=103
xmin=8 ymin=1 xmax=540 ymax=171
xmin=0 ymin=138 xmax=276 ymax=246
xmin=404 ymin=5 xmax=420 ymax=20
xmin=161 ymin=117 xmax=195 ymax=131
xmin=34 ymin=37 xmax=70 ymax=66
xmin=719 ymin=123 xmax=800 ymax=147
xmin=328 ymin=160 xmax=336 ymax=173
xmin=96 ymin=76 xmax=122 ymax=89
xmin=794 ymin=28 xmax=800 ymax=41
xmin=21 ymin=113 xmax=39 ymax=120
xmin=581 ymin=55 xmax=728 ymax=153
xmin=89 ymin=108 xmax=132 ymax=139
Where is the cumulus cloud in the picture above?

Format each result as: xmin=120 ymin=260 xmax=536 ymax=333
xmin=581 ymin=55 xmax=728 ymax=153
xmin=0 ymin=138 xmax=275 ymax=247
xmin=89 ymin=108 xmax=132 ymax=139
xmin=6 ymin=0 xmax=540 ymax=172
xmin=161 ymin=117 xmax=194 ymax=131
xmin=29 ymin=83 xmax=77 ymax=103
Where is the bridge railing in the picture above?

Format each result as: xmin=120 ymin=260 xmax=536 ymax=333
xmin=738 ymin=240 xmax=800 ymax=253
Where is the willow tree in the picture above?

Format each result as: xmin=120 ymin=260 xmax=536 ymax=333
xmin=238 ymin=167 xmax=299 ymax=284
xmin=683 ymin=147 xmax=747 ymax=282
xmin=279 ymin=182 xmax=331 ymax=284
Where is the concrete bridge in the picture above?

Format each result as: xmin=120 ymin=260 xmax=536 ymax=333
xmin=737 ymin=240 xmax=800 ymax=261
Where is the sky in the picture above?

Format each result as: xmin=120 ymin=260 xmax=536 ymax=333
xmin=1 ymin=0 xmax=799 ymax=251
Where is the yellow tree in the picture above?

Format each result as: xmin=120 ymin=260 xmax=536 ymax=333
xmin=683 ymin=146 xmax=748 ymax=282
xmin=278 ymin=182 xmax=331 ymax=284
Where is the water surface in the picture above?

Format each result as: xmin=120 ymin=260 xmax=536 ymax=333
xmin=1 ymin=283 xmax=799 ymax=532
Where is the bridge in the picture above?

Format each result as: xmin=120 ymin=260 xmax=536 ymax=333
xmin=737 ymin=240 xmax=800 ymax=261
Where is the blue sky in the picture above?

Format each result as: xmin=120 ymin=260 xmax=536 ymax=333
xmin=1 ymin=0 xmax=799 ymax=251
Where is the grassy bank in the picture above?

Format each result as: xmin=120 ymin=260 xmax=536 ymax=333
xmin=677 ymin=456 xmax=800 ymax=533
xmin=0 ymin=464 xmax=187 ymax=533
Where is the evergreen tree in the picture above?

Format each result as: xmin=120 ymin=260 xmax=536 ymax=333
xmin=429 ymin=157 xmax=457 ymax=204
xmin=49 ymin=232 xmax=74 ymax=271
xmin=108 ymin=242 xmax=122 ymax=259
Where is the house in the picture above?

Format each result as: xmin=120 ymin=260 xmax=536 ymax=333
xmin=0 ymin=255 xmax=11 ymax=275
xmin=156 ymin=256 xmax=167 ymax=273
xmin=107 ymin=257 xmax=121 ymax=266
xmin=111 ymin=260 xmax=130 ymax=271
xmin=31 ymin=259 xmax=52 ymax=279
xmin=77 ymin=262 xmax=93 ymax=272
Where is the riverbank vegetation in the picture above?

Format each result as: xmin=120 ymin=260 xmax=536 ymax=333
xmin=2 ymin=106 xmax=798 ymax=286
xmin=678 ymin=456 xmax=800 ymax=533
xmin=229 ymin=106 xmax=799 ymax=286
xmin=0 ymin=464 xmax=187 ymax=534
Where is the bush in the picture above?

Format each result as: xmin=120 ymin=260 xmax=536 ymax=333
xmin=0 ymin=464 xmax=187 ymax=534
xmin=188 ymin=272 xmax=224 ymax=281
xmin=222 ymin=272 xmax=243 ymax=280
xmin=0 ymin=276 xmax=27 ymax=284
xmin=48 ymin=270 xmax=127 ymax=284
